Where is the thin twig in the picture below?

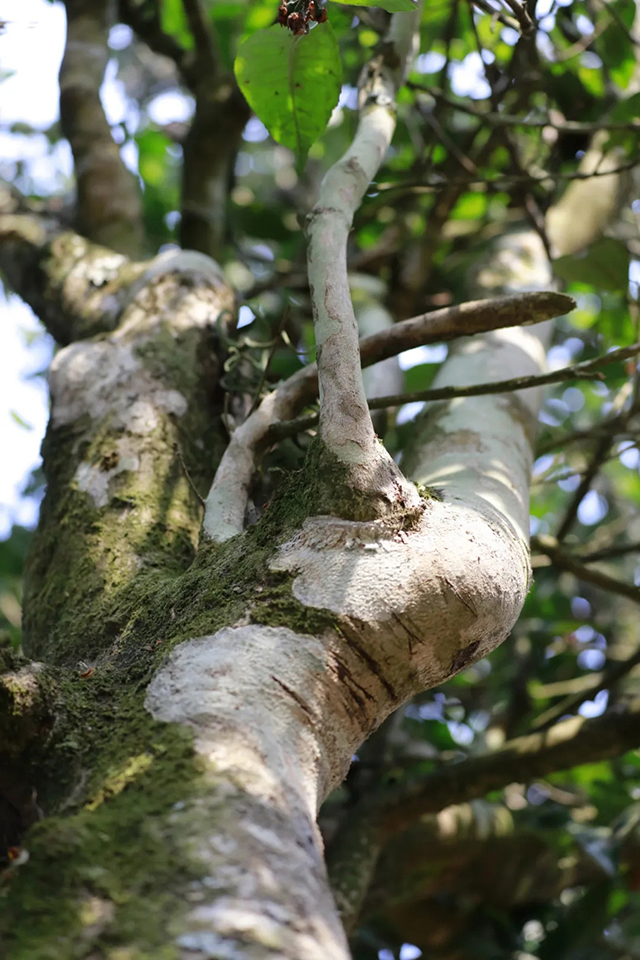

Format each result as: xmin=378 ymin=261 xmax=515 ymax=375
xmin=268 ymin=343 xmax=639 ymax=440
xmin=249 ymin=307 xmax=290 ymax=415
xmin=375 ymin=157 xmax=640 ymax=195
xmin=409 ymin=84 xmax=640 ymax=132
xmin=556 ymin=434 xmax=614 ymax=542
xmin=556 ymin=380 xmax=636 ymax=541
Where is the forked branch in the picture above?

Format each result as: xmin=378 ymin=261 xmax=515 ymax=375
xmin=202 ymin=289 xmax=573 ymax=541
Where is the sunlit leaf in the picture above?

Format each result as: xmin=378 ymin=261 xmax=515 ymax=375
xmin=9 ymin=410 xmax=33 ymax=431
xmin=234 ymin=23 xmax=341 ymax=169
xmin=160 ymin=0 xmax=194 ymax=49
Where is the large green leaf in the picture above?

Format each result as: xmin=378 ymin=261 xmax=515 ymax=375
xmin=328 ymin=0 xmax=418 ymax=10
xmin=234 ymin=23 xmax=341 ymax=169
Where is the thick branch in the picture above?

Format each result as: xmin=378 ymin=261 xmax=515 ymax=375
xmin=306 ymin=13 xmax=420 ymax=466
xmin=15 ymin=236 xmax=235 ymax=660
xmin=375 ymin=698 xmax=640 ymax=837
xmin=60 ymin=0 xmax=143 ymax=256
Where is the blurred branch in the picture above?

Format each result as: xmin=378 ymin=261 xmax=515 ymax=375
xmin=555 ymin=379 xmax=636 ymax=541
xmin=369 ymin=696 xmax=640 ymax=837
xmin=59 ymin=0 xmax=143 ymax=257
xmin=179 ymin=83 xmax=250 ymax=258
xmin=500 ymin=0 xmax=536 ymax=36
xmin=531 ymin=647 xmax=640 ymax=731
xmin=470 ymin=0 xmax=521 ymax=30
xmin=117 ymin=0 xmax=194 ymax=84
xmin=182 ymin=0 xmax=218 ymax=74
xmin=532 ymin=534 xmax=640 ymax=604
xmin=556 ymin=434 xmax=616 ymax=542
xmin=118 ymin=0 xmax=248 ymax=257
xmin=327 ymin=696 xmax=640 ymax=927
xmin=580 ymin=540 xmax=640 ymax=562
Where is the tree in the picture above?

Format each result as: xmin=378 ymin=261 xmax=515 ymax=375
xmin=1 ymin=0 xmax=640 ymax=957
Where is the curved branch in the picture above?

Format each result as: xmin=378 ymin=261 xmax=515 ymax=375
xmin=60 ymin=0 xmax=143 ymax=256
xmin=306 ymin=12 xmax=420 ymax=469
xmin=203 ymin=289 xmax=573 ymax=541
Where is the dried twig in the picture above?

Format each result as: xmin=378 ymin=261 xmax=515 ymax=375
xmin=270 ymin=343 xmax=640 ymax=440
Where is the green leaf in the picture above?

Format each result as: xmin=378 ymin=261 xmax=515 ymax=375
xmin=234 ymin=23 xmax=341 ymax=170
xmin=553 ymin=239 xmax=630 ymax=293
xmin=160 ymin=0 xmax=194 ymax=49
xmin=328 ymin=0 xmax=418 ymax=10
xmin=10 ymin=410 xmax=33 ymax=430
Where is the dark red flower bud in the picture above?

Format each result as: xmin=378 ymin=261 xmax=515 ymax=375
xmin=287 ymin=11 xmax=306 ymax=35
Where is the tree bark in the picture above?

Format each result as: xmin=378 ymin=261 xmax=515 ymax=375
xmin=1 ymin=14 xmax=636 ymax=960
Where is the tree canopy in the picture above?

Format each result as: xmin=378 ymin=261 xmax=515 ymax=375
xmin=1 ymin=1 xmax=640 ymax=959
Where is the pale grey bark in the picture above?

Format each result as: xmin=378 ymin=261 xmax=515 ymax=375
xmin=1 ymin=11 xmax=636 ymax=960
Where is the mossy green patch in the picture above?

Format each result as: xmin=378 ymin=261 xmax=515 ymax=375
xmin=1 ymin=713 xmax=210 ymax=960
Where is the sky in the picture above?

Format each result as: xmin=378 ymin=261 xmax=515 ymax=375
xmin=0 ymin=0 xmax=195 ymax=537
xmin=0 ymin=0 xmax=65 ymax=537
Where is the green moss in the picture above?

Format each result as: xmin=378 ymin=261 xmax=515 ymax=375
xmin=7 ymin=426 xmax=388 ymax=954
xmin=414 ymin=482 xmax=443 ymax=502
xmin=1 ymin=713 xmax=211 ymax=960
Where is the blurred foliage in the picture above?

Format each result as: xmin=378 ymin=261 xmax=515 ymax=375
xmin=3 ymin=0 xmax=640 ymax=956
